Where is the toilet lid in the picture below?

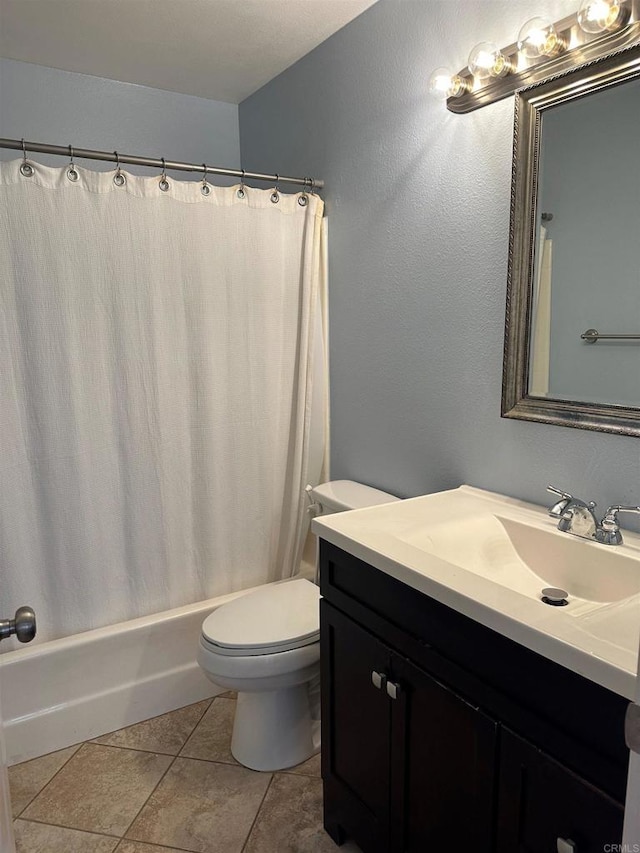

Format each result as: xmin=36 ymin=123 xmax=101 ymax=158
xmin=201 ymin=578 xmax=320 ymax=655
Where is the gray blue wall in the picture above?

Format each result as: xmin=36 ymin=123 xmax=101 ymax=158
xmin=1 ymin=17 xmax=638 ymax=520
xmin=0 ymin=59 xmax=240 ymax=177
xmin=240 ymin=0 xmax=640 ymax=516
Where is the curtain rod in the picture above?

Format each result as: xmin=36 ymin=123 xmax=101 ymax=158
xmin=0 ymin=138 xmax=324 ymax=190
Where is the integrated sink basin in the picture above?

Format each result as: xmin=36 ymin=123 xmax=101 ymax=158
xmin=312 ymin=485 xmax=640 ymax=698
xmin=397 ymin=513 xmax=640 ymax=606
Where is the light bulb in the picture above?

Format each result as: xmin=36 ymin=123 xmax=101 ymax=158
xmin=428 ymin=67 xmax=469 ymax=101
xmin=517 ymin=17 xmax=565 ymax=59
xmin=467 ymin=42 xmax=513 ymax=80
xmin=577 ymin=0 xmax=626 ymax=32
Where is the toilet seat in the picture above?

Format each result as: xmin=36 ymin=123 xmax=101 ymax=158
xmin=201 ymin=578 xmax=320 ymax=657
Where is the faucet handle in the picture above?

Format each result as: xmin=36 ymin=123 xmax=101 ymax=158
xmin=547 ymin=485 xmax=574 ymax=519
xmin=547 ymin=486 xmax=572 ymax=500
xmin=598 ymin=505 xmax=640 ymax=545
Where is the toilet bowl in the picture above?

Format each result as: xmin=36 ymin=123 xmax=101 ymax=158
xmin=198 ymin=578 xmax=321 ymax=770
xmin=197 ymin=480 xmax=399 ymax=771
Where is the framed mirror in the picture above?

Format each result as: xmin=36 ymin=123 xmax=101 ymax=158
xmin=502 ymin=43 xmax=640 ymax=436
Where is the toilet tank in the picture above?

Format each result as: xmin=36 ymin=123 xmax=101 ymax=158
xmin=308 ymin=479 xmax=399 ymax=515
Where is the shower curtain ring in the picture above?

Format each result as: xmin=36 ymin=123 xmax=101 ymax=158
xmin=159 ymin=157 xmax=170 ymax=192
xmin=237 ymin=169 xmax=246 ymax=199
xmin=113 ymin=150 xmax=126 ymax=186
xmin=271 ymin=173 xmax=280 ymax=204
xmin=201 ymin=163 xmax=211 ymax=196
xmin=19 ymin=138 xmax=34 ymax=177
xmin=298 ymin=177 xmax=310 ymax=207
xmin=67 ymin=144 xmax=79 ymax=182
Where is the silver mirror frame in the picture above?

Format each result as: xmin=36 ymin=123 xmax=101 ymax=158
xmin=502 ymin=41 xmax=640 ymax=437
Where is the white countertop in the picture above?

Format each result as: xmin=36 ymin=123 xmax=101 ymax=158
xmin=313 ymin=485 xmax=640 ymax=699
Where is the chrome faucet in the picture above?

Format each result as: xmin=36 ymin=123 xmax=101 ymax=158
xmin=547 ymin=486 xmax=598 ymax=538
xmin=595 ymin=505 xmax=640 ymax=545
xmin=546 ymin=486 xmax=640 ymax=546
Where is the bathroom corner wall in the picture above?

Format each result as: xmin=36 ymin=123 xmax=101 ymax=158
xmin=239 ymin=0 xmax=640 ymax=514
xmin=0 ymin=59 xmax=240 ymax=176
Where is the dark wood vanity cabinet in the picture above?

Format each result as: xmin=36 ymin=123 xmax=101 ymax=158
xmin=496 ymin=729 xmax=624 ymax=852
xmin=322 ymin=602 xmax=497 ymax=852
xmin=319 ymin=541 xmax=628 ymax=853
xmin=321 ymin=602 xmax=392 ymax=853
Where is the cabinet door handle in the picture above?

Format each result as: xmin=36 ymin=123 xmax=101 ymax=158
xmin=557 ymin=838 xmax=577 ymax=853
xmin=386 ymin=680 xmax=401 ymax=700
xmin=371 ymin=670 xmax=387 ymax=690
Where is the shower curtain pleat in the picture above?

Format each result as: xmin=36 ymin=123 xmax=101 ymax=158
xmin=0 ymin=159 xmax=327 ymax=647
xmin=529 ymin=226 xmax=553 ymax=397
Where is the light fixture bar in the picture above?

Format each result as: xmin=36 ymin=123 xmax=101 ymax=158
xmin=446 ymin=0 xmax=639 ymax=113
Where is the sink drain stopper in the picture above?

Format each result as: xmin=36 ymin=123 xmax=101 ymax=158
xmin=541 ymin=587 xmax=569 ymax=606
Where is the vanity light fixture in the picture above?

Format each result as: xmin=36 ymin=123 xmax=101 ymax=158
xmin=516 ymin=17 xmax=566 ymax=57
xmin=577 ymin=0 xmax=629 ymax=32
xmin=428 ymin=67 xmax=470 ymax=100
xmin=430 ymin=0 xmax=639 ymax=113
xmin=467 ymin=42 xmax=514 ymax=80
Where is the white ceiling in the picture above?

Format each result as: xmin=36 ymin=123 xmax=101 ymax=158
xmin=0 ymin=0 xmax=378 ymax=104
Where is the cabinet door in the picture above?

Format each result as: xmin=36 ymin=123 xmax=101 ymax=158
xmin=390 ymin=655 xmax=497 ymax=853
xmin=321 ymin=601 xmax=392 ymax=852
xmin=497 ymin=728 xmax=624 ymax=852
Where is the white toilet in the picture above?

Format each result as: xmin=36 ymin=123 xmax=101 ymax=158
xmin=197 ymin=479 xmax=398 ymax=771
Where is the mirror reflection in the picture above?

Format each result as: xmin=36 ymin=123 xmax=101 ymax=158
xmin=528 ymin=77 xmax=640 ymax=407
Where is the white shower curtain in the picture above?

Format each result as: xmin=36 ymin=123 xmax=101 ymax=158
xmin=0 ymin=159 xmax=327 ymax=645
xmin=529 ymin=225 xmax=553 ymax=397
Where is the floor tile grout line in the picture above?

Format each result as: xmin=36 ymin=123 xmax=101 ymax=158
xmin=278 ymin=766 xmax=321 ymax=779
xmin=165 ymin=753 xmax=246 ymax=769
xmin=178 ymin=751 xmax=239 ymax=765
xmin=240 ymin=772 xmax=275 ymax=853
xmin=113 ymin=832 xmax=200 ymax=853
xmin=16 ymin=752 xmax=324 ymax=852
xmin=120 ymin=755 xmax=274 ymax=853
xmin=14 ymin=696 xmax=327 ymax=851
xmin=91 ymin=697 xmax=216 ymax=753
xmin=20 ymin=746 xmax=179 ymax=841
xmin=192 ymin=697 xmax=216 ymax=728
xmin=13 ymin=814 xmax=122 ymax=840
xmin=119 ymin=752 xmax=180 ymax=841
xmin=12 ymin=695 xmax=227 ymax=768
xmin=16 ymin=753 xmax=264 ymax=845
xmin=10 ymin=742 xmax=83 ymax=820
xmin=18 ymin=751 xmax=237 ymax=853
xmin=18 ymin=745 xmax=262 ymax=826
xmin=83 ymin=698 xmax=219 ymax=758
xmin=177 ymin=695 xmax=236 ymax=759
xmin=109 ymin=691 xmax=232 ymax=827
xmin=11 ymin=696 xmax=217 ymax=787
xmin=172 ymin=695 xmax=219 ymax=757
xmin=83 ymin=739 xmax=192 ymax=759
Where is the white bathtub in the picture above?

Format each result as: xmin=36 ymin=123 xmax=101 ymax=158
xmin=0 ymin=585 xmax=267 ymax=766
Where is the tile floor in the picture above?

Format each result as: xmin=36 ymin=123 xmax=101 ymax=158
xmin=9 ymin=694 xmax=361 ymax=853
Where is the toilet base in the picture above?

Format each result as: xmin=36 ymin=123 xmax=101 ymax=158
xmin=231 ymin=684 xmax=321 ymax=771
